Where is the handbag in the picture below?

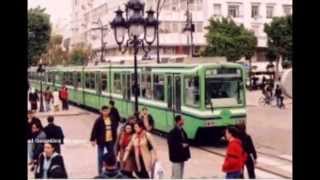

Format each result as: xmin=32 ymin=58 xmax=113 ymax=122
xmin=152 ymin=160 xmax=164 ymax=179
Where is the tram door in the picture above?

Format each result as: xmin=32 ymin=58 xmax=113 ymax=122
xmin=167 ymin=74 xmax=181 ymax=129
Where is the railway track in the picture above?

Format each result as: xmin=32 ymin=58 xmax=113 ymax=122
xmin=151 ymin=130 xmax=292 ymax=179
xmin=197 ymin=146 xmax=292 ymax=179
xmin=256 ymin=149 xmax=292 ymax=163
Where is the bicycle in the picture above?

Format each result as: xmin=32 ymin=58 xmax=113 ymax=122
xmin=258 ymin=95 xmax=286 ymax=109
xmin=258 ymin=95 xmax=276 ymax=107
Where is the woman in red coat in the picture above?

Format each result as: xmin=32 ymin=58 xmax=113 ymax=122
xmin=59 ymin=86 xmax=69 ymax=110
xmin=222 ymin=127 xmax=247 ymax=179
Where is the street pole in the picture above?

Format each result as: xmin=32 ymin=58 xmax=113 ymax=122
xmin=39 ymin=72 xmax=44 ymax=112
xmin=109 ymin=60 xmax=112 ymax=100
xmin=133 ymin=35 xmax=139 ymax=120
xmin=190 ymin=15 xmax=194 ymax=57
xmin=101 ymin=28 xmax=104 ymax=62
xmin=156 ymin=0 xmax=161 ymax=64
xmin=185 ymin=0 xmax=194 ymax=57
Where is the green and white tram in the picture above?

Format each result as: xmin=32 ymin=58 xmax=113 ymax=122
xmin=28 ymin=57 xmax=247 ymax=141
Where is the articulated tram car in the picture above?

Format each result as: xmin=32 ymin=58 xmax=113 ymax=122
xmin=28 ymin=57 xmax=247 ymax=141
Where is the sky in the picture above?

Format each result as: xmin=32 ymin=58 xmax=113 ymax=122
xmin=28 ymin=0 xmax=72 ymax=25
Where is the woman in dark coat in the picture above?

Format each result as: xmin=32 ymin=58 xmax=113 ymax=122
xmin=31 ymin=121 xmax=46 ymax=163
xmin=237 ymin=124 xmax=257 ymax=179
xmin=29 ymin=90 xmax=39 ymax=111
xmin=34 ymin=143 xmax=68 ymax=179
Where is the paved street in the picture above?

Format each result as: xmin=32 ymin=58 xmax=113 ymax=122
xmin=28 ymin=90 xmax=292 ymax=179
xmin=246 ymin=90 xmax=292 ymax=156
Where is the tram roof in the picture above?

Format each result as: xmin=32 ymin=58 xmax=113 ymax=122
xmin=28 ymin=56 xmax=242 ymax=72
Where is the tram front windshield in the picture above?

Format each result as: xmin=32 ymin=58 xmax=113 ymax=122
xmin=205 ymin=77 xmax=243 ymax=108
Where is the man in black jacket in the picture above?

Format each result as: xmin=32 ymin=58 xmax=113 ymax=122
xmin=29 ymin=90 xmax=39 ymax=111
xmin=90 ymin=106 xmax=119 ymax=175
xmin=43 ymin=116 xmax=65 ymax=154
xmin=237 ymin=124 xmax=257 ymax=179
xmin=167 ymin=115 xmax=191 ymax=179
xmin=109 ymin=100 xmax=120 ymax=126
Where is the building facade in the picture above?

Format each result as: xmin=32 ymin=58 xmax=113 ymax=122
xmin=70 ymin=0 xmax=292 ymax=62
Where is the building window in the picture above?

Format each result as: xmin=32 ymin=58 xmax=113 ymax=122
xmin=196 ymin=0 xmax=203 ymax=11
xmin=162 ymin=0 xmax=170 ymax=10
xmin=283 ymin=5 xmax=292 ymax=16
xmin=195 ymin=22 xmax=202 ymax=32
xmin=228 ymin=4 xmax=240 ymax=18
xmin=180 ymin=0 xmax=187 ymax=10
xmin=266 ymin=5 xmax=274 ymax=19
xmin=251 ymin=4 xmax=259 ymax=18
xmin=160 ymin=22 xmax=171 ymax=33
xmin=172 ymin=22 xmax=178 ymax=33
xmin=172 ymin=0 xmax=179 ymax=11
xmin=189 ymin=0 xmax=195 ymax=11
xmin=213 ymin=4 xmax=221 ymax=16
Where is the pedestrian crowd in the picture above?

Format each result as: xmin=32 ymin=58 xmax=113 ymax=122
xmin=27 ymin=97 xmax=257 ymax=179
xmin=27 ymin=111 xmax=67 ymax=178
xmin=29 ymin=85 xmax=69 ymax=113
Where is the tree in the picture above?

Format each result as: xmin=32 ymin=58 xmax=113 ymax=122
xmin=68 ymin=43 xmax=92 ymax=65
xmin=42 ymin=34 xmax=68 ymax=66
xmin=264 ymin=15 xmax=292 ymax=80
xmin=28 ymin=6 xmax=52 ymax=66
xmin=202 ymin=17 xmax=257 ymax=62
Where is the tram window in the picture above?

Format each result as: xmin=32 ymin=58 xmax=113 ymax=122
xmin=113 ymin=73 xmax=122 ymax=94
xmin=63 ymin=73 xmax=66 ymax=84
xmin=65 ymin=72 xmax=70 ymax=85
xmin=55 ymin=74 xmax=61 ymax=84
xmin=90 ymin=73 xmax=95 ymax=89
xmin=69 ymin=73 xmax=73 ymax=85
xmin=52 ymin=72 xmax=56 ymax=85
xmin=47 ymin=73 xmax=51 ymax=82
xmin=75 ymin=72 xmax=81 ymax=88
xmin=101 ymin=74 xmax=107 ymax=92
xmin=48 ymin=73 xmax=51 ymax=82
xmin=131 ymin=73 xmax=140 ymax=96
xmin=153 ymin=74 xmax=165 ymax=101
xmin=85 ymin=73 xmax=90 ymax=89
xmin=184 ymin=76 xmax=200 ymax=107
xmin=141 ymin=73 xmax=152 ymax=99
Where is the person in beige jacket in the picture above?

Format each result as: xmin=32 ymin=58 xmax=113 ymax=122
xmin=122 ymin=121 xmax=157 ymax=178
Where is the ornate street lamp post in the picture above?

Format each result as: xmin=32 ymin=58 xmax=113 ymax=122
xmin=110 ymin=0 xmax=158 ymax=119
xmin=37 ymin=63 xmax=45 ymax=112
